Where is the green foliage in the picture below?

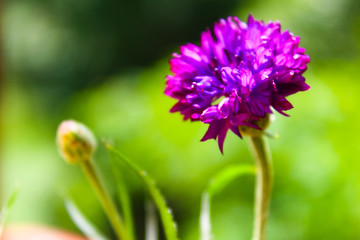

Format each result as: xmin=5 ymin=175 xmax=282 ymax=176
xmin=205 ymin=165 xmax=257 ymax=197
xmin=200 ymin=165 xmax=256 ymax=240
xmin=110 ymin=158 xmax=136 ymax=240
xmin=107 ymin=145 xmax=178 ymax=240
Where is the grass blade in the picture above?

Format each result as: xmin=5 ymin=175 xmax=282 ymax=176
xmin=64 ymin=199 xmax=109 ymax=240
xmin=111 ymin=159 xmax=136 ymax=240
xmin=0 ymin=188 xmax=18 ymax=237
xmin=106 ymin=144 xmax=178 ymax=240
xmin=200 ymin=165 xmax=256 ymax=240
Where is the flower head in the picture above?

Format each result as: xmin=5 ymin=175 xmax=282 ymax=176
xmin=165 ymin=15 xmax=310 ymax=153
xmin=56 ymin=120 xmax=97 ymax=164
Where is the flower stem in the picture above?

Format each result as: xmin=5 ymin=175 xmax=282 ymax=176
xmin=81 ymin=159 xmax=129 ymax=240
xmin=248 ymin=135 xmax=273 ymax=240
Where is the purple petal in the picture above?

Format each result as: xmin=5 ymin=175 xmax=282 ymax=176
xmin=217 ymin=120 xmax=229 ymax=154
xmin=230 ymin=125 xmax=242 ymax=138
xmin=200 ymin=119 xmax=225 ymax=141
xmin=200 ymin=106 xmax=219 ymax=123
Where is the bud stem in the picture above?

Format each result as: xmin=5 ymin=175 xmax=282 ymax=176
xmin=248 ymin=135 xmax=273 ymax=240
xmin=81 ymin=159 xmax=129 ymax=240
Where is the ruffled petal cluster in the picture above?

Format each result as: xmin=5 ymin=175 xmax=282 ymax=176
xmin=165 ymin=15 xmax=310 ymax=152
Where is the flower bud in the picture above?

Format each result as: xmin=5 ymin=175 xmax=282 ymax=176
xmin=56 ymin=120 xmax=97 ymax=164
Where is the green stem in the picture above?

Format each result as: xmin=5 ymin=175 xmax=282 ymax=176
xmin=81 ymin=159 xmax=128 ymax=240
xmin=248 ymin=135 xmax=273 ymax=240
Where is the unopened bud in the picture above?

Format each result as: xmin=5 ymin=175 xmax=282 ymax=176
xmin=56 ymin=120 xmax=97 ymax=164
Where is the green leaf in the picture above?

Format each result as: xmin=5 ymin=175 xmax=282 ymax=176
xmin=0 ymin=188 xmax=18 ymax=237
xmin=110 ymin=158 xmax=136 ymax=240
xmin=106 ymin=144 xmax=178 ymax=240
xmin=64 ymin=198 xmax=109 ymax=240
xmin=200 ymin=165 xmax=256 ymax=240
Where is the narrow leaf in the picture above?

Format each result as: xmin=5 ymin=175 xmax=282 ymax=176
xmin=106 ymin=144 xmax=178 ymax=240
xmin=110 ymin=159 xmax=136 ymax=240
xmin=145 ymin=200 xmax=158 ymax=240
xmin=64 ymin=199 xmax=109 ymax=240
xmin=206 ymin=165 xmax=256 ymax=196
xmin=200 ymin=165 xmax=256 ymax=240
xmin=0 ymin=188 xmax=18 ymax=237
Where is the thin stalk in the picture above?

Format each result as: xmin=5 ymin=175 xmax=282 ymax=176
xmin=114 ymin=173 xmax=135 ymax=240
xmin=81 ymin=159 xmax=128 ymax=240
xmin=248 ymin=135 xmax=273 ymax=240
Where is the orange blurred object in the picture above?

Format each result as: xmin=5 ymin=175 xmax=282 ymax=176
xmin=1 ymin=225 xmax=87 ymax=240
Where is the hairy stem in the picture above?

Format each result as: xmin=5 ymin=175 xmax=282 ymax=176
xmin=248 ymin=135 xmax=273 ymax=240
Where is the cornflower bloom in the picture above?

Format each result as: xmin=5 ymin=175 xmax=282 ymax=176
xmin=165 ymin=15 xmax=310 ymax=153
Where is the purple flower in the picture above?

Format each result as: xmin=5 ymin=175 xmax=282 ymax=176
xmin=165 ymin=15 xmax=310 ymax=153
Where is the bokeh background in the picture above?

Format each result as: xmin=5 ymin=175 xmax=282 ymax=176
xmin=1 ymin=0 xmax=360 ymax=239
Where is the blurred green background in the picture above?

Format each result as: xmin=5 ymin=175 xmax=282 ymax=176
xmin=1 ymin=0 xmax=360 ymax=239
